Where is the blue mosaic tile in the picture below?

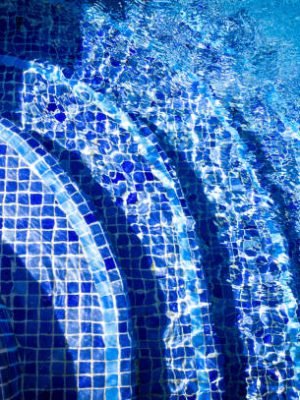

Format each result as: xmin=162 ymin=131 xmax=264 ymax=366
xmin=0 ymin=0 xmax=300 ymax=399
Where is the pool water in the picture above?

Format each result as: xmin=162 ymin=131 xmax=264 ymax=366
xmin=0 ymin=1 xmax=299 ymax=399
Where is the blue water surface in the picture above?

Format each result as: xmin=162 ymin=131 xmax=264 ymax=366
xmin=0 ymin=0 xmax=299 ymax=399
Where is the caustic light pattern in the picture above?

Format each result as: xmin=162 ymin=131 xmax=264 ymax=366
xmin=0 ymin=0 xmax=299 ymax=399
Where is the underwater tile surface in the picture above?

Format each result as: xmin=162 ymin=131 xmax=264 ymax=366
xmin=0 ymin=0 xmax=299 ymax=399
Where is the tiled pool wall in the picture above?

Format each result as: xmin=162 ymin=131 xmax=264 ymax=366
xmin=0 ymin=1 xmax=300 ymax=399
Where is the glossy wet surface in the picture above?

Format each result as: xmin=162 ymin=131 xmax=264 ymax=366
xmin=0 ymin=1 xmax=299 ymax=399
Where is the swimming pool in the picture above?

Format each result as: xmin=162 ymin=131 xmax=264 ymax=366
xmin=0 ymin=0 xmax=299 ymax=399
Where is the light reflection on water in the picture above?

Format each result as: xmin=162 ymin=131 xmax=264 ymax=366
xmin=0 ymin=0 xmax=299 ymax=398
